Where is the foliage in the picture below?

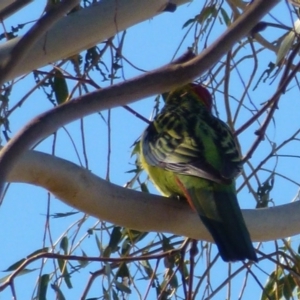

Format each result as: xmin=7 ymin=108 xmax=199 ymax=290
xmin=1 ymin=0 xmax=300 ymax=299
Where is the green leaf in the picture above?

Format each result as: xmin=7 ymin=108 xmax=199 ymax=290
xmin=57 ymin=258 xmax=66 ymax=274
xmin=57 ymin=258 xmax=72 ymax=289
xmin=104 ymin=226 xmax=122 ymax=257
xmin=261 ymin=269 xmax=283 ymax=300
xmin=109 ymin=227 xmax=122 ymax=249
xmin=95 ymin=233 xmax=103 ymax=255
xmin=167 ymin=269 xmax=178 ymax=289
xmin=115 ymin=280 xmax=131 ymax=294
xmin=182 ymin=17 xmax=196 ymax=29
xmin=116 ymin=263 xmax=130 ymax=278
xmin=162 ymin=235 xmax=174 ymax=252
xmin=196 ymin=6 xmax=217 ymax=24
xmin=161 ymin=235 xmax=179 ymax=269
xmin=51 ymin=284 xmax=66 ymax=300
xmin=60 ymin=236 xmax=69 ymax=254
xmin=276 ymin=19 xmax=300 ymax=65
xmin=63 ymin=272 xmax=72 ymax=289
xmin=178 ymin=259 xmax=189 ymax=281
xmin=160 ymin=277 xmax=173 ymax=299
xmin=220 ymin=8 xmax=230 ymax=26
xmin=0 ymin=268 xmax=37 ymax=283
xmin=140 ymin=182 xmax=149 ymax=193
xmin=126 ymin=229 xmax=148 ymax=243
xmin=27 ymin=247 xmax=49 ymax=258
xmin=37 ymin=274 xmax=50 ymax=300
xmin=121 ymin=229 xmax=148 ymax=255
xmin=121 ymin=239 xmax=131 ymax=255
xmin=78 ymin=249 xmax=89 ymax=267
xmin=4 ymin=247 xmax=49 ymax=271
xmin=3 ymin=259 xmax=26 ymax=272
xmin=283 ymin=273 xmax=296 ymax=299
xmin=53 ymin=69 xmax=69 ymax=105
xmin=140 ymin=260 xmax=153 ymax=279
xmin=182 ymin=6 xmax=217 ymax=29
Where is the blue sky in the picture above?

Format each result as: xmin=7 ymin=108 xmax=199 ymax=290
xmin=0 ymin=0 xmax=300 ymax=299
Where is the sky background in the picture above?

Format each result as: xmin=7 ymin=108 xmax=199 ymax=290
xmin=0 ymin=0 xmax=300 ymax=299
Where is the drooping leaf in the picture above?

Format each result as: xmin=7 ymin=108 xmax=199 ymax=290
xmin=196 ymin=5 xmax=217 ymax=24
xmin=95 ymin=233 xmax=103 ymax=255
xmin=57 ymin=258 xmax=66 ymax=274
xmin=140 ymin=260 xmax=154 ymax=279
xmin=27 ymin=247 xmax=49 ymax=258
xmin=220 ymin=7 xmax=231 ymax=26
xmin=3 ymin=258 xmax=26 ymax=272
xmin=57 ymin=258 xmax=72 ymax=289
xmin=276 ymin=19 xmax=300 ymax=65
xmin=60 ymin=236 xmax=69 ymax=254
xmin=53 ymin=69 xmax=69 ymax=105
xmin=114 ymin=280 xmax=131 ymax=294
xmin=140 ymin=182 xmax=149 ymax=193
xmin=63 ymin=271 xmax=72 ymax=289
xmin=4 ymin=247 xmax=49 ymax=271
xmin=37 ymin=274 xmax=50 ymax=300
xmin=166 ymin=269 xmax=178 ymax=289
xmin=116 ymin=263 xmax=130 ymax=278
xmin=104 ymin=226 xmax=122 ymax=257
xmin=283 ymin=273 xmax=296 ymax=299
xmin=51 ymin=284 xmax=66 ymax=300
xmin=0 ymin=268 xmax=37 ymax=283
xmin=78 ymin=249 xmax=89 ymax=267
xmin=51 ymin=211 xmax=79 ymax=218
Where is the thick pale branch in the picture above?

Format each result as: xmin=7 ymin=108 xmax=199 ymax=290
xmin=0 ymin=0 xmax=16 ymax=11
xmin=9 ymin=149 xmax=300 ymax=243
xmin=0 ymin=0 xmax=33 ymax=20
xmin=0 ymin=0 xmax=280 ymax=198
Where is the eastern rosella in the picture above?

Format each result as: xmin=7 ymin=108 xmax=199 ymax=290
xmin=139 ymin=83 xmax=257 ymax=262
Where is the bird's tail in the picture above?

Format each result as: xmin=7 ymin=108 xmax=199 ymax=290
xmin=186 ymin=183 xmax=257 ymax=262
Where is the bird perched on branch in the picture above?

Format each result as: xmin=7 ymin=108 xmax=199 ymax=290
xmin=138 ymin=83 xmax=257 ymax=262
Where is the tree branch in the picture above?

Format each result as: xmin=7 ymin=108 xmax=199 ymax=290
xmin=8 ymin=149 xmax=300 ymax=243
xmin=0 ymin=0 xmax=280 ymax=199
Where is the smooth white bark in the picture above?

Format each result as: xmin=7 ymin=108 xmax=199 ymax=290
xmin=0 ymin=0 xmax=14 ymax=11
xmin=8 ymin=149 xmax=300 ymax=243
xmin=0 ymin=0 xmax=189 ymax=82
xmin=0 ymin=0 xmax=33 ymax=19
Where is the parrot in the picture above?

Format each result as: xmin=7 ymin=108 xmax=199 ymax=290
xmin=138 ymin=83 xmax=257 ymax=262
